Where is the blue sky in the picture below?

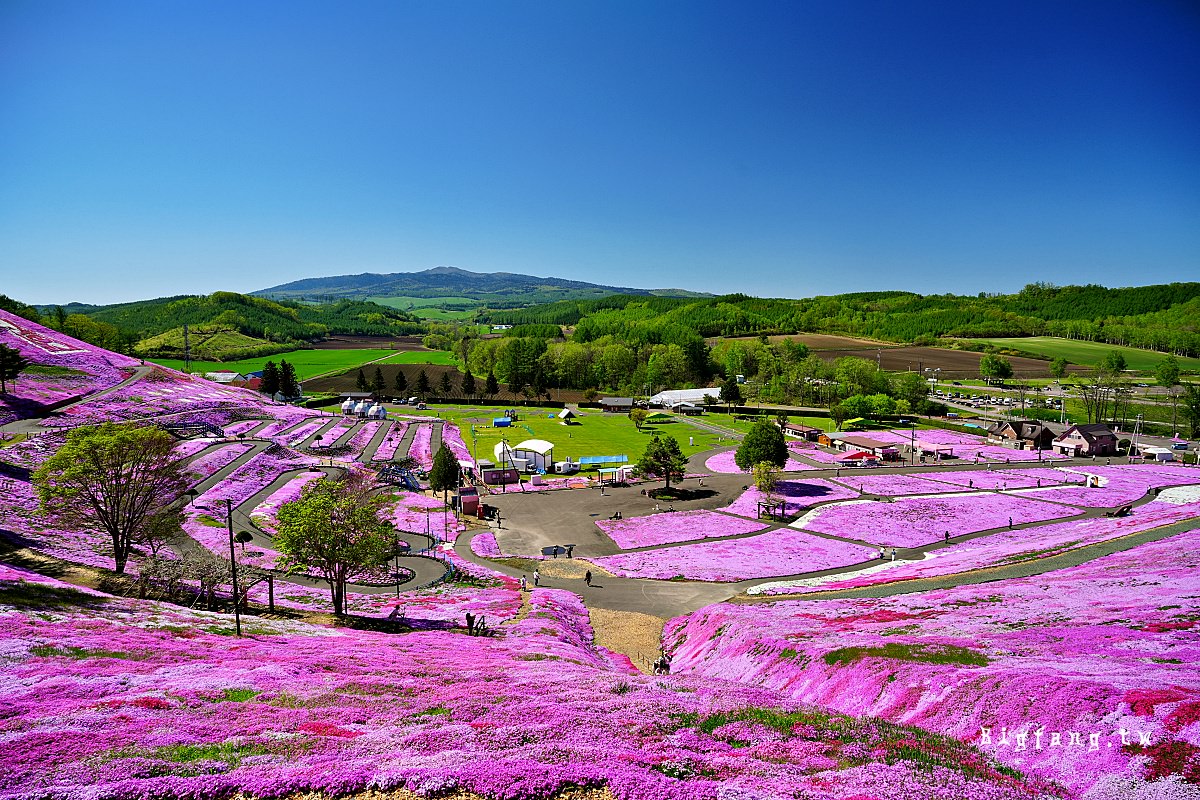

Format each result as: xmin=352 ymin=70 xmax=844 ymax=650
xmin=1 ymin=1 xmax=1197 ymax=305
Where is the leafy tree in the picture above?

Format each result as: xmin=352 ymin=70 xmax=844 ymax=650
xmin=629 ymin=407 xmax=649 ymax=431
xmin=1157 ymin=355 xmax=1181 ymax=435
xmin=979 ymin=354 xmax=1013 ymax=381
xmin=866 ymin=393 xmax=896 ymax=420
xmin=1048 ymin=357 xmax=1069 ymax=380
xmin=830 ymin=403 xmax=849 ymax=430
xmin=637 ymin=434 xmax=687 ymax=492
xmin=1101 ymin=350 xmax=1128 ymax=374
xmin=735 ymin=420 xmax=788 ymax=471
xmin=274 ymin=473 xmax=393 ymax=616
xmin=32 ymin=423 xmax=189 ymax=574
xmin=355 ymin=369 xmax=369 ymax=393
xmin=720 ymin=375 xmax=742 ymax=411
xmin=371 ymin=366 xmax=386 ymax=396
xmin=279 ymin=360 xmax=300 ymax=399
xmin=416 ymin=369 xmax=431 ymax=396
xmin=752 ymin=461 xmax=779 ymax=498
xmin=839 ymin=394 xmax=872 ymax=421
xmin=429 ymin=444 xmax=460 ymax=507
xmin=775 ymin=412 xmax=789 ymax=429
xmin=439 ymin=371 xmax=453 ymax=396
xmin=394 ymin=368 xmax=408 ymax=394
xmin=1184 ymin=384 xmax=1200 ymax=440
xmin=0 ymin=344 xmax=30 ymax=394
xmin=461 ymin=369 xmax=476 ymax=397
xmin=485 ymin=371 xmax=499 ymax=397
xmin=892 ymin=372 xmax=929 ymax=407
xmin=261 ymin=361 xmax=280 ymax=396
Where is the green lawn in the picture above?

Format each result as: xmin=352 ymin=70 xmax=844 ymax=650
xmin=151 ymin=348 xmax=454 ymax=381
xmin=339 ymin=403 xmax=734 ymax=469
xmin=971 ymin=337 xmax=1200 ymax=372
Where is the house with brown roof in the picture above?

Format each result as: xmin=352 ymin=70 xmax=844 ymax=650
xmin=987 ymin=420 xmax=1055 ymax=451
xmin=1053 ymin=423 xmax=1118 ymax=457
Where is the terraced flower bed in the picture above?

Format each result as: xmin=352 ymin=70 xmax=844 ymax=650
xmin=370 ymin=421 xmax=409 ymax=462
xmin=589 ymin=527 xmax=877 ymax=581
xmin=703 ymin=450 xmax=815 ymax=473
xmin=597 ymin=509 xmax=767 ymax=549
xmin=830 ymin=472 xmax=967 ymax=496
xmin=797 ymin=492 xmax=1080 ymax=547
xmin=409 ymin=423 xmax=434 ymax=470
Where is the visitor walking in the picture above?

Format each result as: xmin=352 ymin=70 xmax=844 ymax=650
xmin=584 ymin=570 xmax=592 ymax=587
xmin=533 ymin=569 xmax=540 ymax=587
xmin=878 ymin=547 xmax=885 ymax=560
xmin=890 ymin=548 xmax=897 ymax=561
xmin=520 ymin=575 xmax=527 ymax=591
xmin=1008 ymin=517 xmax=1013 ymax=529
xmin=944 ymin=530 xmax=950 ymax=542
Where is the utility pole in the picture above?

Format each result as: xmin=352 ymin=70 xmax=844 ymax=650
xmin=224 ymin=498 xmax=242 ymax=637
xmin=183 ymin=324 xmax=191 ymax=374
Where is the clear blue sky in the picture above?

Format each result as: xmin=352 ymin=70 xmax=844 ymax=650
xmin=2 ymin=0 xmax=1197 ymax=305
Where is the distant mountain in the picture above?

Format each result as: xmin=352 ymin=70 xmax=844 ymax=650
xmin=253 ymin=266 xmax=709 ymax=302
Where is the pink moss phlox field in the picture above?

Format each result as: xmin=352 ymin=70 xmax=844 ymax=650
xmin=828 ymin=472 xmax=965 ymax=497
xmin=597 ymin=509 xmax=768 ymax=549
xmin=387 ymin=491 xmax=453 ymax=542
xmin=440 ymin=422 xmax=472 ymax=462
xmin=665 ymin=529 xmax=1200 ymax=794
xmin=758 ymin=497 xmax=1200 ymax=595
xmin=704 ymin=450 xmax=814 ymax=474
xmin=719 ymin=479 xmax=860 ymax=519
xmin=0 ymin=573 xmax=1056 ymax=800
xmin=370 ymin=421 xmax=410 ymax=462
xmin=409 ymin=423 xmax=434 ymax=470
xmin=801 ymin=492 xmax=1080 ymax=547
xmin=223 ymin=419 xmax=266 ymax=437
xmin=589 ymin=527 xmax=877 ymax=581
xmin=185 ymin=442 xmax=255 ymax=482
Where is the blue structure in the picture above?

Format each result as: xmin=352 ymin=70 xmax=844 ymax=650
xmin=492 ymin=417 xmax=512 ymax=427
xmin=579 ymin=455 xmax=629 ymax=466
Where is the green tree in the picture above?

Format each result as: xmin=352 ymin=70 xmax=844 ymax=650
xmin=279 ymin=360 xmax=299 ymax=399
xmin=839 ymin=394 xmax=872 ymax=421
xmin=371 ymin=366 xmax=386 ymax=396
xmin=461 ymin=369 xmax=476 ymax=397
xmin=830 ymin=402 xmax=849 ymax=430
xmin=866 ymin=393 xmax=896 ymax=420
xmin=775 ymin=411 xmax=789 ymax=429
xmin=355 ymin=369 xmax=369 ymax=393
xmin=32 ymin=423 xmax=189 ymax=574
xmin=1048 ymin=357 xmax=1069 ymax=380
xmin=1184 ymin=384 xmax=1200 ymax=440
xmin=979 ymin=354 xmax=1013 ymax=382
xmin=752 ymin=461 xmax=779 ymax=498
xmin=720 ymin=375 xmax=743 ymax=411
xmin=485 ymin=371 xmax=499 ymax=397
xmin=394 ymin=368 xmax=408 ymax=394
xmin=0 ymin=344 xmax=30 ymax=394
xmin=416 ymin=369 xmax=431 ymax=396
xmin=260 ymin=361 xmax=281 ymax=396
xmin=637 ymin=434 xmax=687 ymax=492
xmin=1101 ymin=350 xmax=1128 ymax=374
xmin=1157 ymin=355 xmax=1181 ymax=435
xmin=629 ymin=407 xmax=649 ymax=431
xmin=735 ymin=420 xmax=788 ymax=471
xmin=439 ymin=371 xmax=453 ymax=396
xmin=274 ymin=473 xmax=393 ymax=616
xmin=429 ymin=444 xmax=460 ymax=507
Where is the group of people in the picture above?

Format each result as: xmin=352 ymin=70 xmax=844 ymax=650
xmin=519 ymin=569 xmax=593 ymax=590
xmin=878 ymin=547 xmax=898 ymax=561
xmin=652 ymin=653 xmax=673 ymax=675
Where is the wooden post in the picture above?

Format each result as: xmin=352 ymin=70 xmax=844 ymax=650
xmin=267 ymin=575 xmax=274 ymax=613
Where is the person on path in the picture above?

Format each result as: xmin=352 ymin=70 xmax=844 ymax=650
xmin=944 ymin=530 xmax=950 ymax=542
xmin=890 ymin=548 xmax=897 ymax=561
xmin=533 ymin=569 xmax=540 ymax=587
xmin=584 ymin=570 xmax=592 ymax=587
xmin=519 ymin=575 xmax=527 ymax=591
xmin=1008 ymin=517 xmax=1013 ymax=529
xmin=879 ymin=547 xmax=886 ymax=560
xmin=465 ymin=612 xmax=475 ymax=635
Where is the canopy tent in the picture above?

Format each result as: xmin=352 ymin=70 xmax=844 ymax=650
xmin=558 ymin=408 xmax=576 ymax=420
xmin=579 ymin=455 xmax=628 ymax=465
xmin=513 ymin=439 xmax=555 ymax=472
xmin=492 ymin=417 xmax=512 ymax=427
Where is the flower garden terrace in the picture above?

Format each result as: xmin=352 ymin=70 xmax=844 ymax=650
xmin=3 ymin=311 xmax=1200 ymax=798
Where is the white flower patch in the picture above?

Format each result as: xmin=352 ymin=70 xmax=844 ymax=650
xmin=1155 ymin=485 xmax=1200 ymax=505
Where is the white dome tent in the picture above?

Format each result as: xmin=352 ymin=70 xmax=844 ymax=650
xmin=340 ymin=398 xmax=355 ymax=414
xmin=512 ymin=439 xmax=555 ymax=473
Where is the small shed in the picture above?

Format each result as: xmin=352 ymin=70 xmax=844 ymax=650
xmin=558 ymin=408 xmax=577 ymax=423
xmin=492 ymin=417 xmax=512 ymax=427
xmin=783 ymin=423 xmax=822 ymax=442
xmin=513 ymin=439 xmax=555 ymax=472
xmin=1143 ymin=446 xmax=1174 ymax=462
xmin=455 ymin=486 xmax=480 ymax=516
xmin=837 ymin=451 xmax=880 ymax=467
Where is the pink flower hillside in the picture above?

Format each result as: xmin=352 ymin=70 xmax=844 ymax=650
xmin=831 ymin=472 xmax=967 ymax=496
xmin=370 ymin=421 xmax=409 ymax=461
xmin=665 ymin=528 xmax=1200 ymax=794
xmin=440 ymin=421 xmax=472 ymax=462
xmin=799 ymin=492 xmax=1080 ymax=547
xmin=0 ymin=572 xmax=1055 ymax=800
xmin=597 ymin=509 xmax=767 ymax=549
xmin=719 ymin=478 xmax=859 ymax=519
xmin=589 ymin=528 xmax=877 ymax=581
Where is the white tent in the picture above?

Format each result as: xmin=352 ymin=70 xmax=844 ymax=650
xmin=353 ymin=400 xmax=371 ymax=416
xmin=648 ymin=388 xmax=720 ymax=407
xmin=513 ymin=439 xmax=555 ymax=472
xmin=341 ymin=398 xmax=356 ymax=414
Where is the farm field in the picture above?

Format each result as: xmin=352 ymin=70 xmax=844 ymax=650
xmin=972 ymin=336 xmax=1200 ymax=371
xmin=151 ymin=348 xmax=454 ymax=381
xmin=366 ymin=295 xmax=482 ymax=320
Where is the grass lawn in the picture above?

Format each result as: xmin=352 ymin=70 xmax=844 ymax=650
xmin=344 ymin=403 xmax=736 ymax=468
xmin=151 ymin=348 xmax=453 ymax=381
xmin=971 ymin=337 xmax=1200 ymax=372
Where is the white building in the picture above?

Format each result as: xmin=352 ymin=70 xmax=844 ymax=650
xmin=648 ymin=388 xmax=721 ymax=407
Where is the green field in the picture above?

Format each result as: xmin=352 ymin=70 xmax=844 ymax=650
xmin=367 ymin=295 xmax=481 ymax=321
xmin=972 ymin=337 xmax=1200 ymax=372
xmin=151 ymin=348 xmax=455 ymax=381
